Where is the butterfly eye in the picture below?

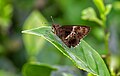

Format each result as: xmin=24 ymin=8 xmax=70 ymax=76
xmin=52 ymin=27 xmax=55 ymax=32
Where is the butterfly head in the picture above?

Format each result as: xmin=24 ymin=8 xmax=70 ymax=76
xmin=52 ymin=24 xmax=60 ymax=33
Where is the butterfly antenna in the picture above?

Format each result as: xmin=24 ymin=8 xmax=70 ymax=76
xmin=51 ymin=16 xmax=55 ymax=24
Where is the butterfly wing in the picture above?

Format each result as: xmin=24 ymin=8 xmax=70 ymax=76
xmin=72 ymin=26 xmax=90 ymax=39
xmin=62 ymin=25 xmax=90 ymax=47
xmin=54 ymin=26 xmax=73 ymax=47
xmin=52 ymin=24 xmax=90 ymax=48
xmin=59 ymin=26 xmax=73 ymax=38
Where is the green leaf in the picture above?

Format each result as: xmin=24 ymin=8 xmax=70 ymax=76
xmin=110 ymin=55 xmax=120 ymax=76
xmin=22 ymin=10 xmax=48 ymax=58
xmin=93 ymin=0 xmax=105 ymax=14
xmin=0 ymin=70 xmax=17 ymax=76
xmin=113 ymin=1 xmax=120 ymax=10
xmin=81 ymin=7 xmax=103 ymax=26
xmin=82 ymin=7 xmax=97 ymax=20
xmin=22 ymin=62 xmax=56 ymax=76
xmin=105 ymin=4 xmax=112 ymax=16
xmin=22 ymin=26 xmax=110 ymax=76
xmin=0 ymin=0 xmax=13 ymax=30
xmin=87 ymin=73 xmax=95 ymax=76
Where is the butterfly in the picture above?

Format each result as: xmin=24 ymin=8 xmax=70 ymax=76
xmin=52 ymin=24 xmax=90 ymax=48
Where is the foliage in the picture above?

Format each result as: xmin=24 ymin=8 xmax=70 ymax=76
xmin=22 ymin=10 xmax=47 ymax=58
xmin=0 ymin=0 xmax=13 ymax=30
xmin=22 ymin=62 xmax=56 ymax=76
xmin=22 ymin=26 xmax=110 ymax=76
xmin=0 ymin=0 xmax=120 ymax=76
xmin=82 ymin=0 xmax=112 ymax=55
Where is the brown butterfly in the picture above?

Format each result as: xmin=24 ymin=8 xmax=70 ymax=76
xmin=52 ymin=24 xmax=90 ymax=48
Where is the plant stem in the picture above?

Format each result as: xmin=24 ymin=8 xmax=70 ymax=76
xmin=100 ymin=13 xmax=109 ymax=54
xmin=101 ymin=12 xmax=111 ymax=75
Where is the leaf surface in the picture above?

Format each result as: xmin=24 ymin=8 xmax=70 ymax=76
xmin=22 ymin=26 xmax=110 ymax=76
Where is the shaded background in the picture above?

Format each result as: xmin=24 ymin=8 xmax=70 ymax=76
xmin=0 ymin=0 xmax=120 ymax=76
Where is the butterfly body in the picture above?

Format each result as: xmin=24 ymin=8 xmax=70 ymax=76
xmin=52 ymin=24 xmax=90 ymax=48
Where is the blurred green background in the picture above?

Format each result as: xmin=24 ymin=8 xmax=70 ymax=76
xmin=0 ymin=0 xmax=120 ymax=76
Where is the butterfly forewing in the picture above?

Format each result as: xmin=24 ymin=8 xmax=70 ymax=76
xmin=72 ymin=26 xmax=90 ymax=39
